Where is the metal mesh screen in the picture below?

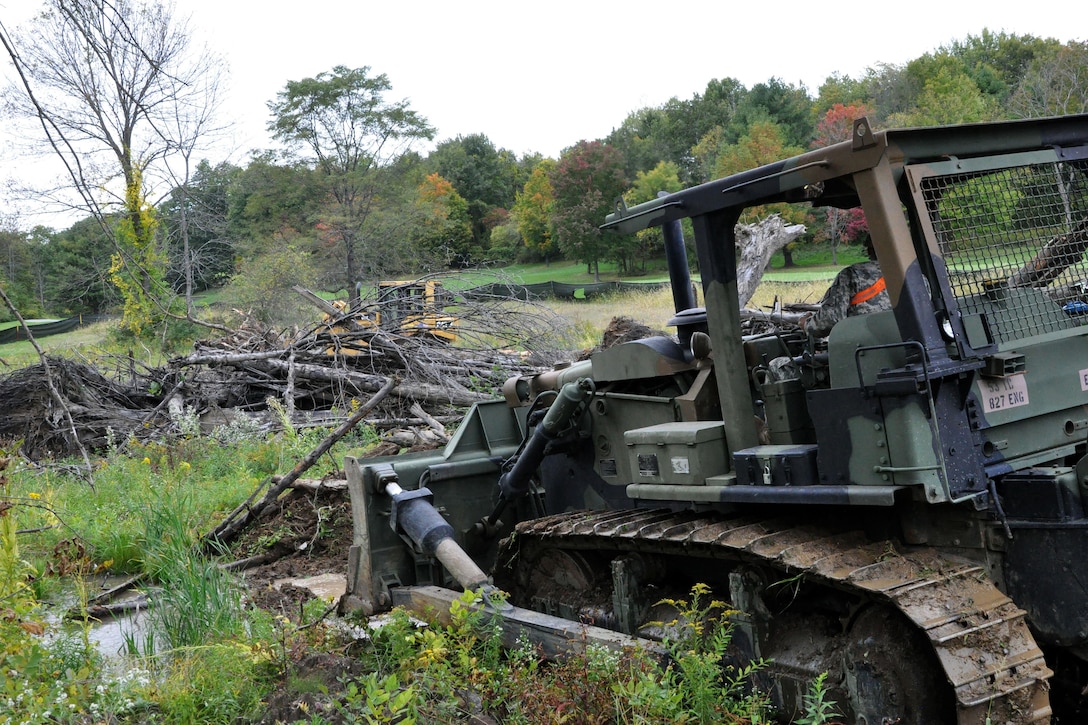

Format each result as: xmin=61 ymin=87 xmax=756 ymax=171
xmin=920 ymin=160 xmax=1088 ymax=345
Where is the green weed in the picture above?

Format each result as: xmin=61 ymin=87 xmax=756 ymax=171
xmin=794 ymin=672 xmax=842 ymax=725
xmin=653 ymin=582 xmax=771 ymax=722
xmin=136 ymin=491 xmax=246 ymax=651
xmin=335 ymin=672 xmax=416 ymax=725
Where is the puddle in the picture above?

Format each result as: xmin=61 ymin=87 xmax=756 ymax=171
xmin=273 ymin=572 xmax=347 ymax=601
xmin=45 ymin=575 xmax=159 ymax=661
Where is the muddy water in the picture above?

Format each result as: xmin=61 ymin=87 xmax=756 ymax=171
xmin=47 ymin=575 xmax=159 ymax=661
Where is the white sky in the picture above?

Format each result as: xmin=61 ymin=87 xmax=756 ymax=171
xmin=0 ymin=0 xmax=1083 ymax=227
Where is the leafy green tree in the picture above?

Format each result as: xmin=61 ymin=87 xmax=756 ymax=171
xmin=39 ymin=217 xmax=120 ymax=314
xmin=733 ymin=78 xmax=814 ymax=149
xmin=268 ymin=65 xmax=434 ymax=301
xmin=428 ymin=134 xmax=522 ymax=252
xmin=228 ymin=153 xmax=325 ymax=248
xmin=549 ymin=141 xmax=627 ymax=281
xmin=487 ymin=218 xmax=522 ymax=264
xmin=512 ymin=159 xmax=556 ymax=263
xmin=622 ymin=161 xmax=685 ymax=273
xmin=1008 ymin=41 xmax=1088 ymax=117
xmin=888 ymin=60 xmax=999 ymax=126
xmin=0 ymin=226 xmax=36 ymax=319
xmin=814 ymin=73 xmax=871 ymax=118
xmin=222 ymin=232 xmax=319 ymax=325
xmin=948 ymin=30 xmax=1061 ymax=104
xmin=607 ymin=106 xmax=679 ymax=181
xmin=607 ymin=77 xmax=748 ymax=184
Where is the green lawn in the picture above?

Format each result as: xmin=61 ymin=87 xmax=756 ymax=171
xmin=3 ymin=247 xmax=860 ymax=369
xmin=0 ymin=320 xmax=117 ymax=368
xmin=450 ymin=246 xmax=860 ymax=289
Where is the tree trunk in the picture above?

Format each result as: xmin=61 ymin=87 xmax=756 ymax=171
xmin=1008 ymin=218 xmax=1088 ymax=288
xmin=735 ymin=214 xmax=807 ymax=306
xmin=781 ymin=246 xmax=796 ymax=268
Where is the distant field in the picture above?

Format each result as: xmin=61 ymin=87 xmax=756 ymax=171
xmin=5 ymin=251 xmax=851 ymax=370
xmin=0 ymin=320 xmax=117 ymax=369
xmin=0 ymin=319 xmax=63 ymax=331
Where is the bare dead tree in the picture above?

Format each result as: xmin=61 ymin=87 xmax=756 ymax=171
xmin=1008 ymin=42 xmax=1088 ymax=120
xmin=0 ymin=0 xmax=233 ymax=335
xmin=151 ymin=54 xmax=229 ymax=316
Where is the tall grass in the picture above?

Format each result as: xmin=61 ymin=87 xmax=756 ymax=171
xmin=0 ymin=320 xmax=118 ymax=369
xmin=545 ymin=279 xmax=832 ymax=349
xmin=133 ymin=491 xmax=246 ymax=654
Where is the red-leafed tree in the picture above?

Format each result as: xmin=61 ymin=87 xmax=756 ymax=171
xmin=842 ymin=207 xmax=869 ymax=243
xmin=814 ymin=104 xmax=874 ymax=263
xmin=549 ymin=141 xmax=627 ymax=282
xmin=812 ymin=102 xmax=875 ymax=149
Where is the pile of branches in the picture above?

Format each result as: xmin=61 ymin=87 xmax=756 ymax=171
xmin=175 ymin=288 xmax=567 ymax=414
xmin=0 ymin=290 xmax=570 ymax=461
xmin=0 ymin=356 xmax=168 ymax=459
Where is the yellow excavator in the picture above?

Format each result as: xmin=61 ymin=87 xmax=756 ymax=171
xmin=367 ymin=280 xmax=459 ymax=343
xmin=298 ymin=280 xmax=458 ymax=356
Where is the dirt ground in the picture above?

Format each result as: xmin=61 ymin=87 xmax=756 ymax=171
xmin=229 ymin=485 xmax=355 ymax=618
xmin=226 ymin=480 xmax=364 ymax=724
xmin=228 ymin=441 xmax=414 ymax=617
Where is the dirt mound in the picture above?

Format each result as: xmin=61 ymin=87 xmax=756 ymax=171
xmin=577 ymin=316 xmax=670 ymax=360
xmin=231 ymin=487 xmax=355 ymax=618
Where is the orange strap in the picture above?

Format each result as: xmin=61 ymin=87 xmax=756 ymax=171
xmin=850 ymin=276 xmax=886 ymax=305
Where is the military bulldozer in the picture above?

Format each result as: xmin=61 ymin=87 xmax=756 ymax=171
xmin=341 ymin=115 xmax=1088 ymax=723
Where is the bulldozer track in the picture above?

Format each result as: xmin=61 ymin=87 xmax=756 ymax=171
xmin=503 ymin=508 xmax=1053 ymax=724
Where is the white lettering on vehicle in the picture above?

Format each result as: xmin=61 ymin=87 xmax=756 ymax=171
xmin=980 ymin=375 xmax=1030 ymax=414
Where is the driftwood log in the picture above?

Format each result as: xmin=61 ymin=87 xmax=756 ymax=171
xmin=736 ymin=214 xmax=808 ymax=306
xmin=1008 ymin=218 xmax=1088 ymax=288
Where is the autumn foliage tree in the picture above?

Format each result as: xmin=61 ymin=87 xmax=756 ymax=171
xmin=711 ymin=121 xmax=808 ymax=266
xmin=811 ymin=103 xmax=874 ymax=262
xmin=549 ymin=142 xmax=628 ymax=281
xmin=412 ymin=173 xmax=474 ymax=267
xmin=512 ymin=159 xmax=556 ymax=263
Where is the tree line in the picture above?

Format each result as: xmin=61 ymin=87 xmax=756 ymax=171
xmin=1 ymin=0 xmax=1086 ymax=332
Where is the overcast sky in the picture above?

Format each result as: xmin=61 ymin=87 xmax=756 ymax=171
xmin=0 ymin=0 xmax=1083 ymax=227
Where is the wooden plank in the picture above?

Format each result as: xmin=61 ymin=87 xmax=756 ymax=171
xmin=390 ymin=585 xmax=666 ymax=661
